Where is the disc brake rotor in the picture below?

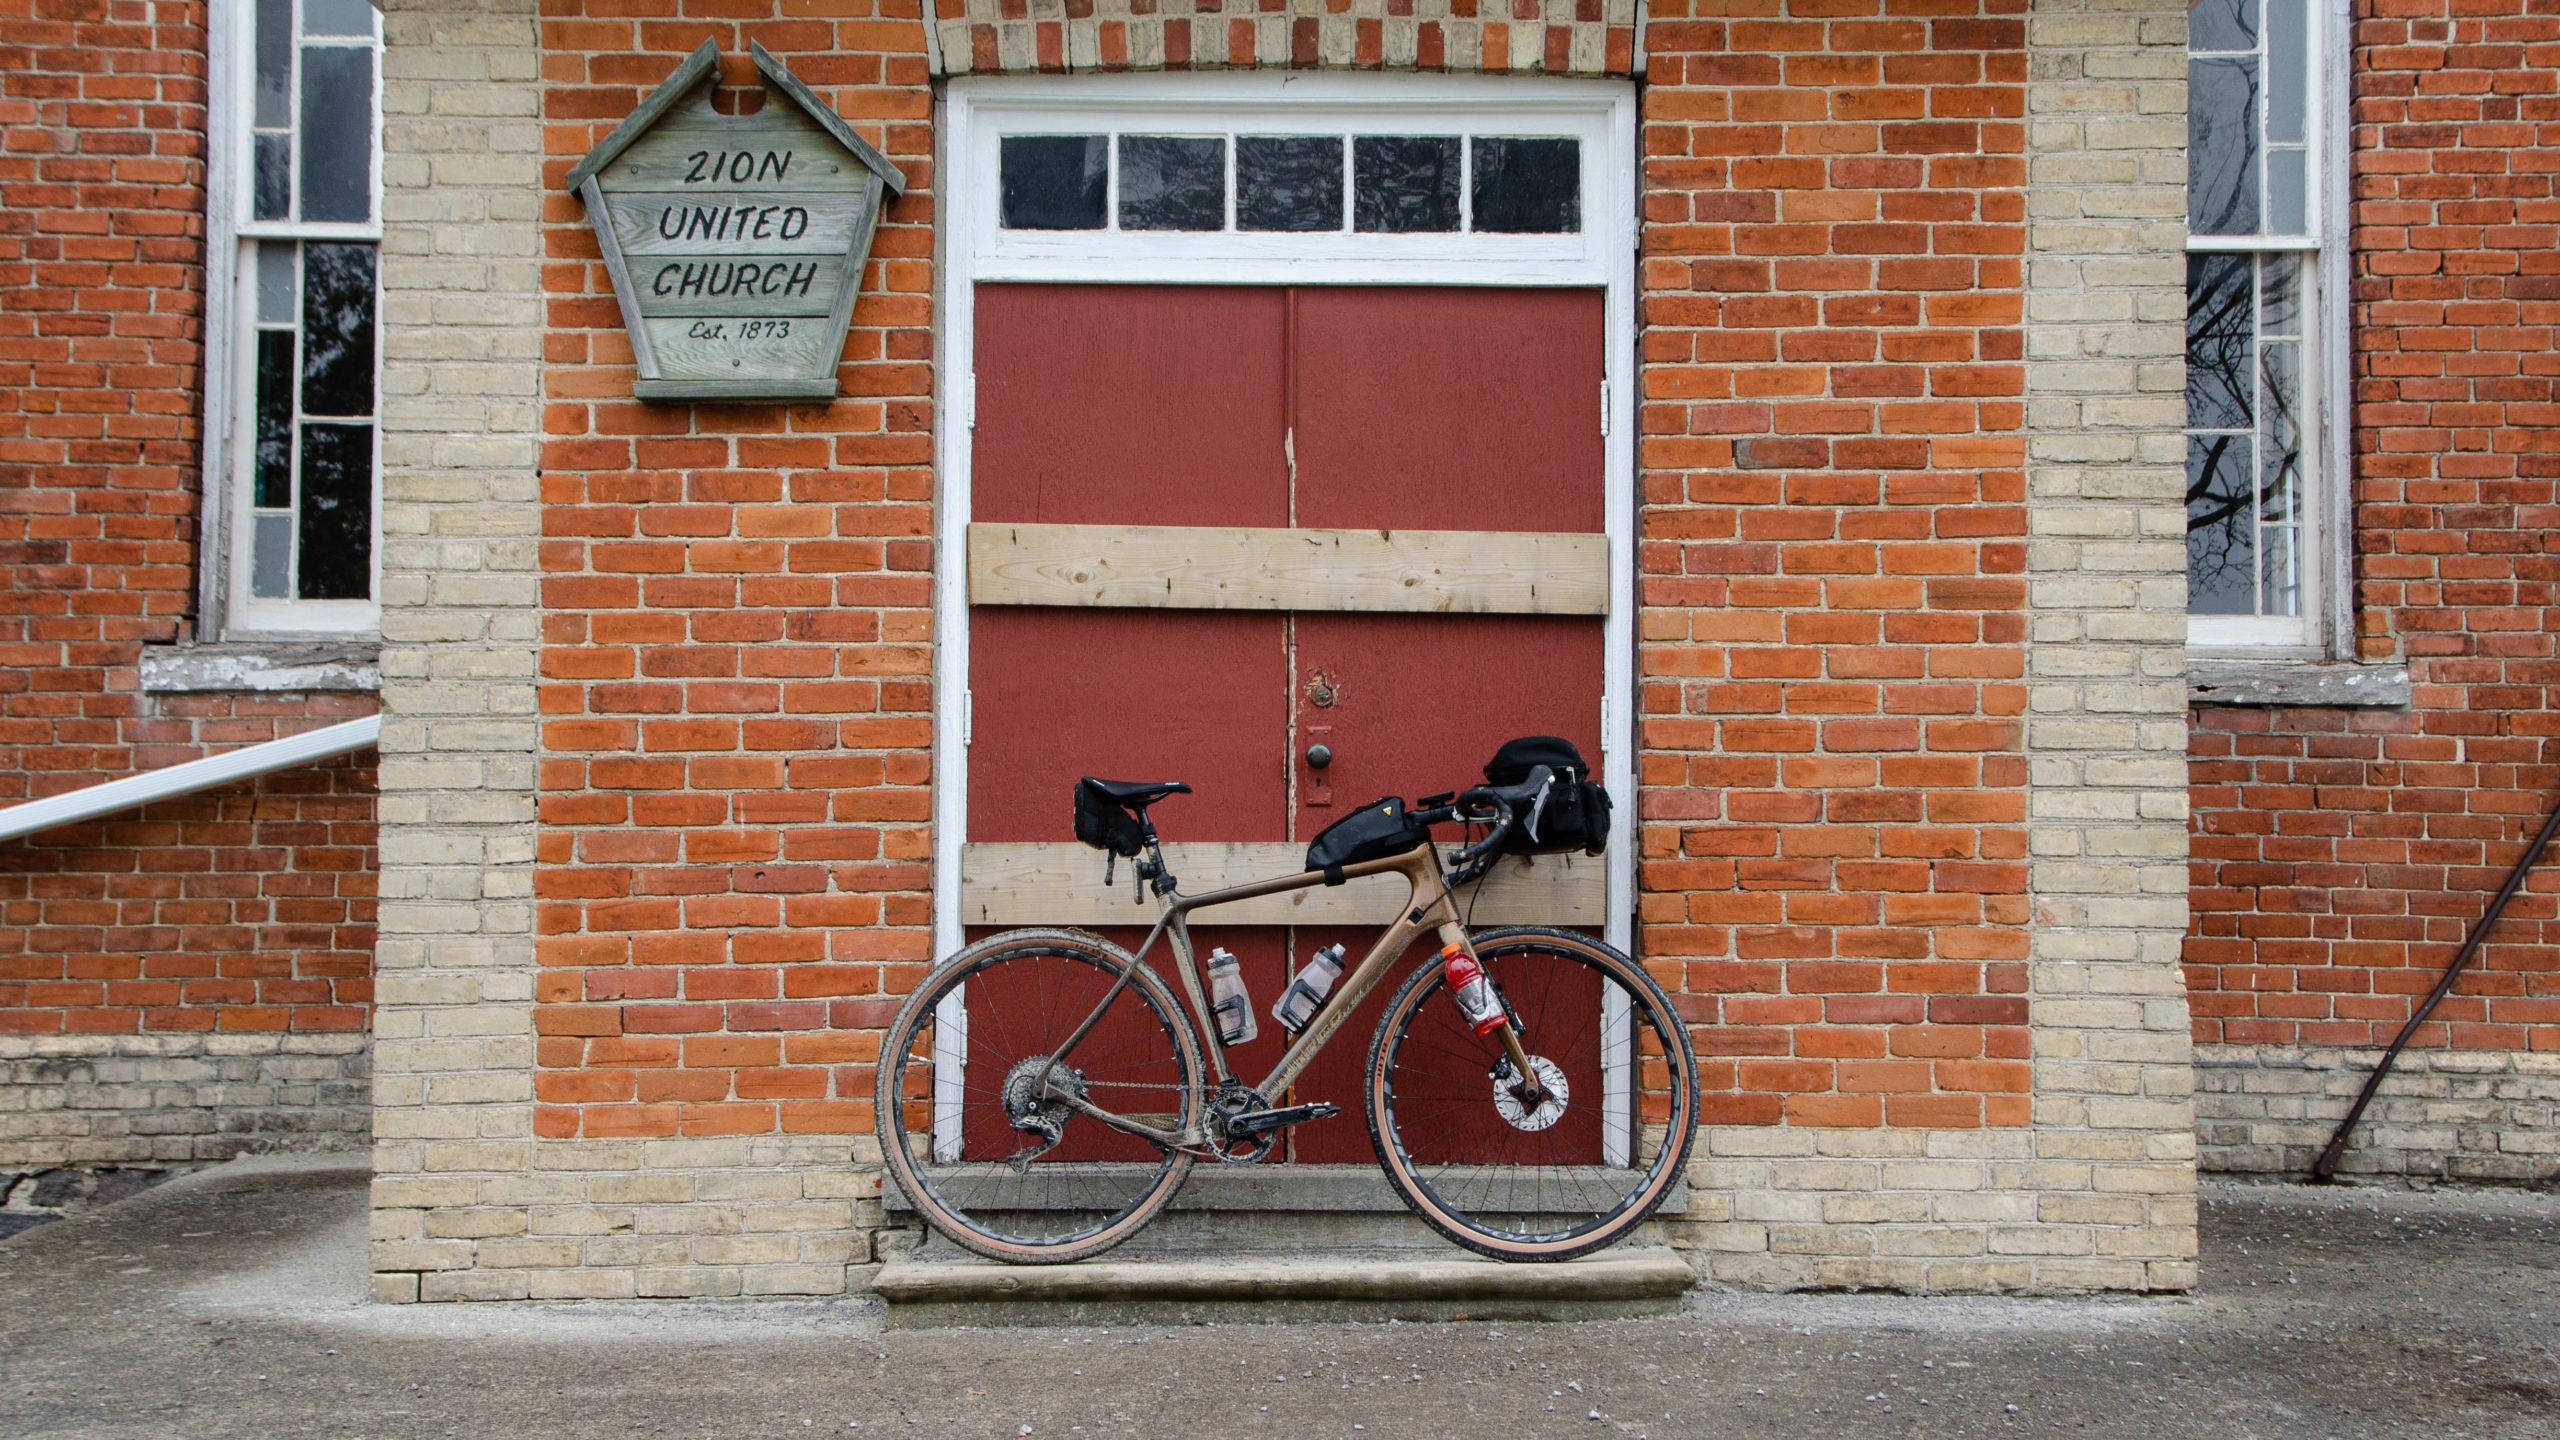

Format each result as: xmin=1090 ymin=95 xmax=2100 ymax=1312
xmin=1493 ymin=1055 xmax=1570 ymax=1132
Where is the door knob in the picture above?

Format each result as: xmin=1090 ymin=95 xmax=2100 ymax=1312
xmin=1304 ymin=744 xmax=1332 ymax=770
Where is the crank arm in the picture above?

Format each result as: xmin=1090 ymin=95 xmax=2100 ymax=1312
xmin=1223 ymin=1102 xmax=1340 ymax=1138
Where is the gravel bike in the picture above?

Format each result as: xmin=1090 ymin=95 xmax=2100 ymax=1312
xmin=874 ymin=764 xmax=1698 ymax=1264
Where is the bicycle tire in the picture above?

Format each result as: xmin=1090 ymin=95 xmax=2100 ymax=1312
xmin=874 ymin=927 xmax=1202 ymax=1264
xmin=1364 ymin=926 xmax=1697 ymax=1262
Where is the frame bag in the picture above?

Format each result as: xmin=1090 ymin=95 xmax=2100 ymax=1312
xmin=1073 ymin=777 xmax=1147 ymax=857
xmin=1304 ymin=796 xmax=1430 ymax=885
xmin=1482 ymin=736 xmax=1611 ymax=857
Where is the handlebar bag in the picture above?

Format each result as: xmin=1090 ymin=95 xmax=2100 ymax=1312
xmin=1482 ymin=736 xmax=1612 ymax=857
xmin=1304 ymin=796 xmax=1430 ymax=885
xmin=1073 ymin=778 xmax=1148 ymax=857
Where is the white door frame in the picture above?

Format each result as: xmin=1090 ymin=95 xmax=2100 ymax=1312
xmin=931 ymin=72 xmax=1642 ymax=967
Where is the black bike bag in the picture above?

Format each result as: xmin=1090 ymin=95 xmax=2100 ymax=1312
xmin=1481 ymin=736 xmax=1611 ymax=857
xmin=1073 ymin=778 xmax=1147 ymax=857
xmin=1303 ymin=796 xmax=1430 ymax=885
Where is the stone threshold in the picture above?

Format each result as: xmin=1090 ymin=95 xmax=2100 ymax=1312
xmin=874 ymin=1244 xmax=1697 ymax=1327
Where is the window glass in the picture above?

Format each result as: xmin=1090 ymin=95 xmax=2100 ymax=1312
xmin=1353 ymin=135 xmax=1462 ymax=233
xmin=2190 ymin=0 xmax=2310 ymax=237
xmin=1236 ymin=136 xmax=1342 ymax=232
xmin=247 ymin=0 xmax=377 ymax=227
xmin=1470 ymin=138 xmax=1580 ymax=234
xmin=1000 ymin=135 xmax=1108 ymax=230
xmin=298 ymin=45 xmax=374 ymax=223
xmin=1117 ymin=136 xmax=1225 ymax=232
xmin=2185 ymin=252 xmax=2302 ymax=619
xmin=244 ymin=239 xmax=376 ymax=608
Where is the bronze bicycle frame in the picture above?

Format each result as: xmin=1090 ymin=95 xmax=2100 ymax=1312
xmin=1029 ymin=842 xmax=1543 ymax=1153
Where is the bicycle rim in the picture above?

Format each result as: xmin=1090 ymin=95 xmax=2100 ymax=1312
xmin=1366 ymin=927 xmax=1697 ymax=1261
xmin=876 ymin=929 xmax=1200 ymax=1263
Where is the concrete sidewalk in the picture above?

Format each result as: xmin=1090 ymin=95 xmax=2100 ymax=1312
xmin=0 ymin=1156 xmax=2552 ymax=1439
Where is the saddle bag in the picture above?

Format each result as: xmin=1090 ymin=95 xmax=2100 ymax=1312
xmin=1482 ymin=736 xmax=1611 ymax=857
xmin=1303 ymin=796 xmax=1430 ymax=885
xmin=1073 ymin=777 xmax=1147 ymax=857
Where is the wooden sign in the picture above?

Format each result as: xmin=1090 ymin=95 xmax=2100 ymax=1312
xmin=566 ymin=40 xmax=906 ymax=402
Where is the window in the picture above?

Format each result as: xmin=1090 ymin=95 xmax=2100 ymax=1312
xmin=2186 ymin=0 xmax=2334 ymax=652
xmin=214 ymin=0 xmax=383 ymax=636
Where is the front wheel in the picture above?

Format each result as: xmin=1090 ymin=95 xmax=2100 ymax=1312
xmin=874 ymin=927 xmax=1203 ymax=1264
xmin=1365 ymin=927 xmax=1697 ymax=1261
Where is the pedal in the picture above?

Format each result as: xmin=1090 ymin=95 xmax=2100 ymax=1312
xmin=1224 ymin=1102 xmax=1339 ymax=1138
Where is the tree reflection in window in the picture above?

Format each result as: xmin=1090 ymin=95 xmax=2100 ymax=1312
xmin=2186 ymin=251 xmax=2303 ymax=617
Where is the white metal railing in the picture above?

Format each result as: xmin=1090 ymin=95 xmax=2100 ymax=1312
xmin=0 ymin=715 xmax=381 ymax=845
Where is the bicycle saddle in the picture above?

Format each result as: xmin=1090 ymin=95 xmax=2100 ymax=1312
xmin=1082 ymin=778 xmax=1191 ymax=807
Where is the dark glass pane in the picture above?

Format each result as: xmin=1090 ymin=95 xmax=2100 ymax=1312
xmin=304 ymin=0 xmax=373 ymax=35
xmin=1117 ymin=135 xmax=1225 ymax=232
xmin=1237 ymin=135 xmax=1342 ymax=232
xmin=254 ymin=329 xmax=294 ymax=508
xmin=300 ymin=243 xmax=376 ymax=417
xmin=2188 ymin=57 xmax=2261 ymax=236
xmin=251 ymin=514 xmax=293 ymax=599
xmin=299 ymin=44 xmax=373 ymax=223
xmin=253 ymin=133 xmax=291 ymax=221
xmin=2185 ymin=253 xmax=2253 ymax=431
xmin=2260 ymin=340 xmax=2301 ymax=522
xmin=2189 ymin=0 xmax=2257 ymax=50
xmin=255 ymin=0 xmax=293 ymax=128
xmin=2266 ymin=0 xmax=2307 ymax=142
xmin=1353 ymin=135 xmax=1461 ymax=234
xmin=2260 ymin=252 xmax=2300 ymax=336
xmin=297 ymin=422 xmax=373 ymax=600
xmin=2187 ymin=433 xmax=2257 ymax=614
xmin=1471 ymin=137 xmax=1580 ymax=234
xmin=1000 ymin=135 xmax=1107 ymax=230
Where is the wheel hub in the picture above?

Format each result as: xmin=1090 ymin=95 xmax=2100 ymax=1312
xmin=1492 ymin=1055 xmax=1569 ymax=1132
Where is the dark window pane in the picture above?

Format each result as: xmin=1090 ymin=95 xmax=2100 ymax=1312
xmin=251 ymin=513 xmax=293 ymax=599
xmin=299 ymin=44 xmax=372 ymax=222
xmin=253 ymin=133 xmax=291 ymax=221
xmin=255 ymin=0 xmax=293 ymax=128
xmin=1000 ymin=135 xmax=1107 ymax=230
xmin=1471 ymin=137 xmax=1580 ymax=234
xmin=1117 ymin=135 xmax=1225 ymax=232
xmin=303 ymin=0 xmax=373 ymax=36
xmin=1237 ymin=135 xmax=1342 ymax=232
xmin=300 ymin=243 xmax=377 ymax=417
xmin=2260 ymin=340 xmax=2301 ymax=523
xmin=2188 ymin=57 xmax=2261 ymax=236
xmin=2259 ymin=252 xmax=2299 ymax=336
xmin=2185 ymin=253 xmax=2253 ymax=431
xmin=2187 ymin=433 xmax=2257 ymax=614
xmin=2188 ymin=0 xmax=2257 ymax=50
xmin=2266 ymin=0 xmax=2306 ymax=142
xmin=1353 ymin=135 xmax=1461 ymax=234
xmin=255 ymin=329 xmax=294 ymax=508
xmin=298 ymin=422 xmax=373 ymax=600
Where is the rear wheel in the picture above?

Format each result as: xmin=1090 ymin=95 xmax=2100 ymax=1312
xmin=875 ymin=927 xmax=1202 ymax=1264
xmin=1365 ymin=926 xmax=1697 ymax=1261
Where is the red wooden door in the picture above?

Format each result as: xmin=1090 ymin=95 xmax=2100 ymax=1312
xmin=969 ymin=283 xmax=1605 ymax=1163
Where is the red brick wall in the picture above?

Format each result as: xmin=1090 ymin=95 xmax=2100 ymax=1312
xmin=1636 ymin=0 xmax=2033 ymax=1128
xmin=532 ymin=2 xmax=936 ymax=1140
xmin=2183 ymin=5 xmax=2560 ymax=1054
xmin=0 ymin=1 xmax=376 ymax=1044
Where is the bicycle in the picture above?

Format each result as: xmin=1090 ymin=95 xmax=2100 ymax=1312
xmin=874 ymin=764 xmax=1700 ymax=1265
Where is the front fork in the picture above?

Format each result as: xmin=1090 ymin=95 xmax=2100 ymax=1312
xmin=1435 ymin=922 xmax=1547 ymax=1110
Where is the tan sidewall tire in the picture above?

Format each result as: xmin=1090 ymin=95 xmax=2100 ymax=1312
xmin=873 ymin=926 xmax=1202 ymax=1265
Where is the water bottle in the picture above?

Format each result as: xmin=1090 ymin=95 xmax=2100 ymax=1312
xmin=1439 ymin=943 xmax=1504 ymax=1037
xmin=1205 ymin=947 xmax=1257 ymax=1047
xmin=1271 ymin=943 xmax=1348 ymax=1035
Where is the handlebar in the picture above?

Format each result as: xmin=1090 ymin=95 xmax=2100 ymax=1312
xmin=1412 ymin=764 xmax=1552 ymax=882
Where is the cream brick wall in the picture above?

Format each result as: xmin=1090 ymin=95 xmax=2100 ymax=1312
xmin=0 ymin=1034 xmax=368 ymax=1167
xmin=2198 ymin=1044 xmax=2560 ymax=1185
xmin=1658 ymin=0 xmax=2197 ymax=1294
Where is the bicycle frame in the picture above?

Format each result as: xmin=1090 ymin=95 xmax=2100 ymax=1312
xmin=1011 ymin=842 xmax=1541 ymax=1154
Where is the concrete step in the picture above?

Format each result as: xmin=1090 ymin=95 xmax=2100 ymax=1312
xmin=873 ymin=1244 xmax=1698 ymax=1328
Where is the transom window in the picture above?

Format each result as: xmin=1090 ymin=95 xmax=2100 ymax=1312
xmin=2186 ymin=0 xmax=2333 ymax=652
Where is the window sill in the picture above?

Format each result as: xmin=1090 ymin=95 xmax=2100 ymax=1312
xmin=2187 ymin=658 xmax=2410 ymax=708
xmin=139 ymin=641 xmax=381 ymax=694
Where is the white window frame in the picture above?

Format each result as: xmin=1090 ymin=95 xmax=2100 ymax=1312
xmin=199 ymin=0 xmax=385 ymax=641
xmin=2186 ymin=0 xmax=2351 ymax=657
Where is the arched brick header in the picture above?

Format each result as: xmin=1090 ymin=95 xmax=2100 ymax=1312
xmin=929 ymin=0 xmax=1639 ymax=78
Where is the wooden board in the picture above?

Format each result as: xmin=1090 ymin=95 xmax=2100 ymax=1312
xmin=959 ymin=842 xmax=1604 ymax=926
xmin=966 ymin=523 xmax=1608 ymax=615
